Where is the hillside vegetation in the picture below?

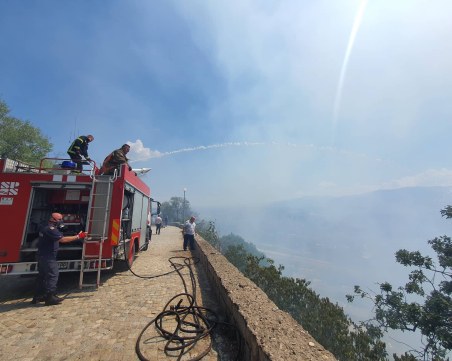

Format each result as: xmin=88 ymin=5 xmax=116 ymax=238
xmin=197 ymin=212 xmax=452 ymax=361
xmin=197 ymin=222 xmax=387 ymax=360
xmin=163 ymin=191 xmax=452 ymax=360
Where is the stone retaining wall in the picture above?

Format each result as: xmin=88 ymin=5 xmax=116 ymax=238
xmin=194 ymin=235 xmax=337 ymax=361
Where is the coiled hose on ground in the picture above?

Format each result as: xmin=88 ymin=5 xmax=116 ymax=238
xmin=121 ymin=241 xmax=241 ymax=360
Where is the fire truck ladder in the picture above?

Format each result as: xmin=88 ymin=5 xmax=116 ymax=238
xmin=79 ymin=172 xmax=116 ymax=288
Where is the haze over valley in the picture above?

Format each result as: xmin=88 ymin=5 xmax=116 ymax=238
xmin=198 ymin=186 xmax=452 ymax=319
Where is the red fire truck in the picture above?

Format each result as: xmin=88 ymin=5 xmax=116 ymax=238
xmin=0 ymin=157 xmax=151 ymax=287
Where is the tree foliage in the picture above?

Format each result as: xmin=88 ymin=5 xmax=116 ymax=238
xmin=348 ymin=207 xmax=452 ymax=360
xmin=220 ymin=233 xmax=265 ymax=258
xmin=0 ymin=99 xmax=52 ymax=164
xmin=201 ymin=220 xmax=388 ymax=360
xmin=160 ymin=196 xmax=193 ymax=224
xmin=197 ymin=220 xmax=221 ymax=250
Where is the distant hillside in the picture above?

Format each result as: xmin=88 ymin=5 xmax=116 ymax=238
xmin=198 ymin=186 xmax=452 ymax=306
xmin=200 ymin=186 xmax=451 ymax=244
xmin=198 ymin=186 xmax=452 ymax=356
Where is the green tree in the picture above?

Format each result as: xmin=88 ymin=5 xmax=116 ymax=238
xmin=242 ymin=253 xmax=387 ymax=360
xmin=160 ymin=196 xmax=193 ymax=223
xmin=196 ymin=220 xmax=220 ymax=251
xmin=347 ymin=207 xmax=452 ymax=360
xmin=224 ymin=244 xmax=249 ymax=271
xmin=220 ymin=233 xmax=265 ymax=258
xmin=202 ymin=221 xmax=387 ymax=360
xmin=0 ymin=99 xmax=52 ymax=164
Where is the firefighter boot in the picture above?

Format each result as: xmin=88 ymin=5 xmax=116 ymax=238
xmin=31 ymin=295 xmax=46 ymax=304
xmin=45 ymin=294 xmax=63 ymax=306
xmin=52 ymin=294 xmax=64 ymax=302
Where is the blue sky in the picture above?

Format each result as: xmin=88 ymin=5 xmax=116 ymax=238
xmin=1 ymin=0 xmax=452 ymax=207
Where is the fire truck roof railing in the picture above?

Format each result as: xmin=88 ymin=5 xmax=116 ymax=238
xmin=0 ymin=157 xmax=98 ymax=175
xmin=1 ymin=158 xmax=41 ymax=173
xmin=39 ymin=158 xmax=98 ymax=175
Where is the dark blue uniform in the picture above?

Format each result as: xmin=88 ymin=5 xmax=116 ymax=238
xmin=67 ymin=135 xmax=91 ymax=171
xmin=35 ymin=224 xmax=63 ymax=297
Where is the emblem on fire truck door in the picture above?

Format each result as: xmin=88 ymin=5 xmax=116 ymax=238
xmin=0 ymin=182 xmax=20 ymax=196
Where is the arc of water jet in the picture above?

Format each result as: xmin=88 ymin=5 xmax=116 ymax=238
xmin=145 ymin=142 xmax=266 ymax=159
xmin=128 ymin=140 xmax=383 ymax=165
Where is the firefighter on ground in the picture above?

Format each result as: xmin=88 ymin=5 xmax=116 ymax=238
xmin=100 ymin=144 xmax=132 ymax=175
xmin=32 ymin=213 xmax=88 ymax=306
xmin=67 ymin=135 xmax=94 ymax=172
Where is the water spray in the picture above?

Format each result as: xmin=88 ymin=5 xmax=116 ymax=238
xmin=132 ymin=168 xmax=152 ymax=175
xmin=127 ymin=140 xmax=383 ymax=166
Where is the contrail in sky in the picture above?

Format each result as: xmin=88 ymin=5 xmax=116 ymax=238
xmin=332 ymin=0 xmax=368 ymax=144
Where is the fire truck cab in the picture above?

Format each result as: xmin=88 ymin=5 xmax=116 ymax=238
xmin=0 ymin=157 xmax=151 ymax=279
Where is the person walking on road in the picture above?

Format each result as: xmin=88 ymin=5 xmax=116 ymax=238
xmin=163 ymin=215 xmax=168 ymax=227
xmin=32 ymin=213 xmax=87 ymax=306
xmin=155 ymin=215 xmax=162 ymax=234
xmin=183 ymin=216 xmax=196 ymax=251
xmin=67 ymin=135 xmax=94 ymax=172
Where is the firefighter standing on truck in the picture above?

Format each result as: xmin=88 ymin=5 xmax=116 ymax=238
xmin=67 ymin=134 xmax=94 ymax=172
xmin=32 ymin=213 xmax=88 ymax=306
xmin=100 ymin=143 xmax=132 ymax=175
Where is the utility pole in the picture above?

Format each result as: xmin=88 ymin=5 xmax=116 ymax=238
xmin=182 ymin=188 xmax=187 ymax=224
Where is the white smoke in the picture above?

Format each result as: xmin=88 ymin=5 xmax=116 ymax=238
xmin=126 ymin=139 xmax=164 ymax=161
xmin=126 ymin=139 xmax=452 ymax=195
xmin=381 ymin=169 xmax=452 ymax=189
